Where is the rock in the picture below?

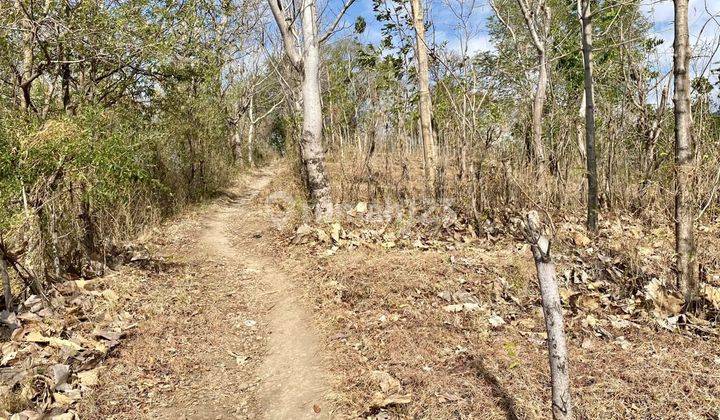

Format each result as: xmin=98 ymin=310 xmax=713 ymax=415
xmin=48 ymin=413 xmax=77 ymax=420
xmin=437 ymin=291 xmax=452 ymax=302
xmin=10 ymin=410 xmax=43 ymax=420
xmin=23 ymin=295 xmax=42 ymax=308
xmin=77 ymin=368 xmax=100 ymax=387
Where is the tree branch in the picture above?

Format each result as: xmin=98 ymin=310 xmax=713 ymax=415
xmin=516 ymin=0 xmax=545 ymax=53
xmin=319 ymin=0 xmax=357 ymax=43
xmin=267 ymin=0 xmax=303 ymax=70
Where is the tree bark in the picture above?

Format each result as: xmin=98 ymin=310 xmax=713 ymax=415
xmin=579 ymin=0 xmax=598 ymax=232
xmin=300 ymin=0 xmax=333 ymax=219
xmin=514 ymin=0 xmax=550 ymax=170
xmin=231 ymin=102 xmax=243 ymax=163
xmin=531 ymin=51 xmax=548 ymax=169
xmin=267 ymin=0 xmax=333 ymax=220
xmin=233 ymin=129 xmax=243 ymax=163
xmin=673 ymin=0 xmax=698 ymax=302
xmin=410 ymin=0 xmax=438 ymax=198
xmin=79 ymin=183 xmax=96 ymax=270
xmin=525 ymin=211 xmax=573 ymax=420
xmin=60 ymin=1 xmax=72 ymax=114
xmin=1 ymin=257 xmax=12 ymax=312
xmin=576 ymin=93 xmax=587 ymax=162
xmin=247 ymin=95 xmax=255 ymax=167
xmin=17 ymin=0 xmax=36 ymax=112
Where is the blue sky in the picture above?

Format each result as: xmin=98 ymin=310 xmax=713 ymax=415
xmin=641 ymin=0 xmax=719 ymax=85
xmin=323 ymin=0 xmax=720 ymax=96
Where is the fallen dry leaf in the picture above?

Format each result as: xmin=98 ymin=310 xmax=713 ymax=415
xmin=645 ymin=278 xmax=683 ymax=317
xmin=488 ymin=315 xmax=505 ymax=328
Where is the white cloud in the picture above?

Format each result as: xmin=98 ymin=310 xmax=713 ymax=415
xmin=466 ymin=34 xmax=493 ymax=53
xmin=643 ymin=1 xmax=720 ymax=58
xmin=435 ymin=29 xmax=494 ymax=54
xmin=641 ymin=0 xmax=720 ymax=104
xmin=641 ymin=0 xmax=674 ymax=23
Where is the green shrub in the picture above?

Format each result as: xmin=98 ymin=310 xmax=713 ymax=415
xmin=0 ymin=94 xmax=234 ymax=278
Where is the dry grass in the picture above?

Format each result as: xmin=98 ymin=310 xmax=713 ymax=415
xmin=273 ymin=239 xmax=719 ymax=419
xmin=259 ymin=158 xmax=720 ymax=419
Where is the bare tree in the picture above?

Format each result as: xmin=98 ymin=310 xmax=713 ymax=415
xmin=267 ymin=0 xmax=355 ymax=219
xmin=672 ymin=0 xmax=698 ymax=302
xmin=517 ymin=0 xmax=551 ymax=171
xmin=235 ymin=49 xmax=284 ymax=168
xmin=578 ymin=0 xmax=598 ymax=232
xmin=490 ymin=0 xmax=551 ymax=171
xmin=410 ymin=0 xmax=438 ymax=197
xmin=620 ymin=29 xmax=673 ymax=195
xmin=246 ymin=91 xmax=283 ymax=167
xmin=525 ymin=211 xmax=573 ymax=420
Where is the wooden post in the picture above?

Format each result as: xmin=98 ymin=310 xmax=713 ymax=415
xmin=525 ymin=211 xmax=573 ymax=420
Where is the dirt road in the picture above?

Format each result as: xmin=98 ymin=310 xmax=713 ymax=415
xmin=82 ymin=168 xmax=331 ymax=419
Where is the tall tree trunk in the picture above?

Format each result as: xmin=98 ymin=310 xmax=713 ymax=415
xmin=300 ymin=0 xmax=332 ymax=219
xmin=60 ymin=1 xmax=72 ymax=114
xmin=531 ymin=51 xmax=548 ymax=169
xmin=510 ymin=0 xmax=550 ymax=171
xmin=579 ymin=0 xmax=598 ymax=232
xmin=525 ymin=211 xmax=573 ymax=420
xmin=576 ymin=93 xmax=587 ymax=162
xmin=231 ymin=102 xmax=243 ymax=163
xmin=267 ymin=0 xmax=334 ymax=220
xmin=459 ymin=89 xmax=468 ymax=183
xmin=410 ymin=0 xmax=437 ymax=198
xmin=61 ymin=61 xmax=72 ymax=114
xmin=228 ymin=101 xmax=242 ymax=163
xmin=17 ymin=0 xmax=35 ymax=112
xmin=233 ymin=129 xmax=243 ymax=163
xmin=79 ymin=183 xmax=95 ymax=268
xmin=673 ymin=0 xmax=697 ymax=302
xmin=247 ymin=123 xmax=255 ymax=167
xmin=248 ymin=95 xmax=255 ymax=167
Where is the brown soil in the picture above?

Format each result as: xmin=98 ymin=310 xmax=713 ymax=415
xmin=77 ymin=162 xmax=720 ymax=419
xmin=79 ymin=167 xmax=331 ymax=419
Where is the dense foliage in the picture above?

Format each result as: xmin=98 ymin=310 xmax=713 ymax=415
xmin=0 ymin=0 xmax=270 ymax=280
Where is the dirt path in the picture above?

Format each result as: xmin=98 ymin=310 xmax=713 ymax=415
xmin=82 ymin=168 xmax=331 ymax=419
